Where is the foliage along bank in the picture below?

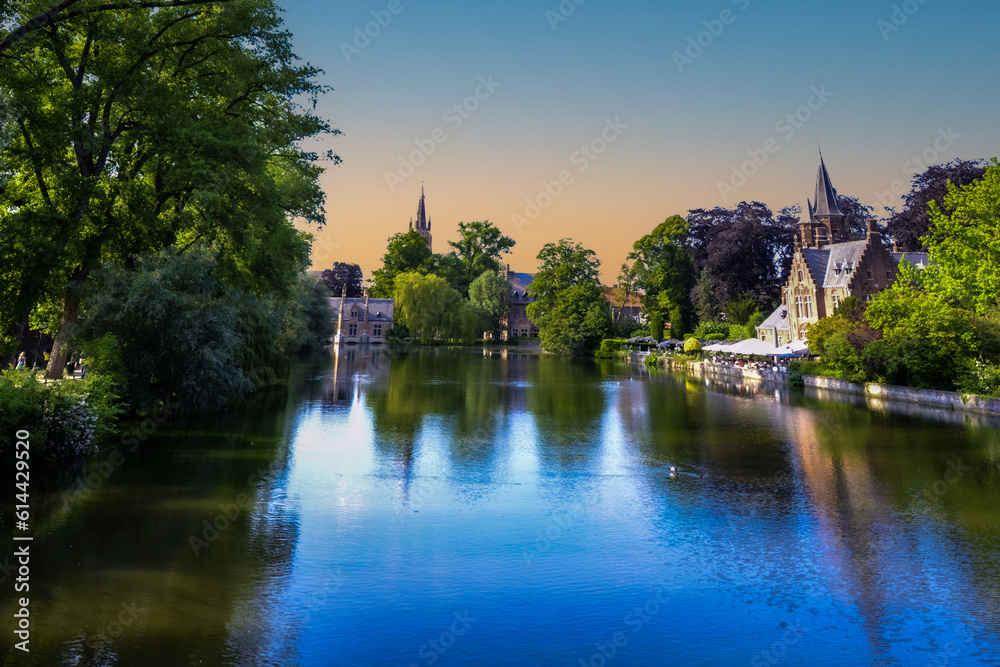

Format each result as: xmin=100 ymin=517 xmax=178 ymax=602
xmin=0 ymin=0 xmax=338 ymax=462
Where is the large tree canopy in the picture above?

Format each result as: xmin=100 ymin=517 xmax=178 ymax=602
xmin=923 ymin=159 xmax=1000 ymax=314
xmin=527 ymin=239 xmax=608 ymax=356
xmin=685 ymin=201 xmax=797 ymax=309
xmin=370 ymin=230 xmax=433 ymax=298
xmin=836 ymin=194 xmax=880 ymax=243
xmin=321 ymin=262 xmax=364 ymax=298
xmin=0 ymin=0 xmax=337 ymax=375
xmin=447 ymin=220 xmax=515 ymax=279
xmin=0 ymin=0 xmax=234 ymax=55
xmin=468 ymin=270 xmax=510 ymax=339
xmin=628 ymin=215 xmax=695 ymax=338
xmin=887 ymin=159 xmax=987 ymax=252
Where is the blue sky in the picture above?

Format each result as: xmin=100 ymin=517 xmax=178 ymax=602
xmin=278 ymin=0 xmax=1000 ymax=278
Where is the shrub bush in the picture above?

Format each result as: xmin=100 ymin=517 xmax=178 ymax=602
xmin=0 ymin=370 xmax=122 ymax=463
xmin=595 ymin=339 xmax=625 ymax=359
xmin=694 ymin=321 xmax=730 ymax=339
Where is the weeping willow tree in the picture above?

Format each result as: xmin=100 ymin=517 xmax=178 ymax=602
xmin=0 ymin=0 xmax=339 ymax=376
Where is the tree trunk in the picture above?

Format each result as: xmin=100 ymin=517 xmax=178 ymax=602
xmin=44 ymin=292 xmax=79 ymax=380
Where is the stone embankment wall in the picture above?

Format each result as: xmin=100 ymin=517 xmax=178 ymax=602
xmin=806 ymin=376 xmax=1000 ymax=415
xmin=676 ymin=358 xmax=1000 ymax=417
xmin=688 ymin=361 xmax=788 ymax=384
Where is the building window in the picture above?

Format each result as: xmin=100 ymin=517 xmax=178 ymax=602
xmin=832 ymin=294 xmax=840 ymax=310
xmin=373 ymin=324 xmax=382 ymax=337
xmin=348 ymin=323 xmax=358 ymax=336
xmin=867 ymin=270 xmax=872 ymax=279
xmin=795 ymin=295 xmax=812 ymax=320
xmin=350 ymin=310 xmax=358 ymax=319
xmin=864 ymin=293 xmax=873 ymax=302
xmin=797 ymin=270 xmax=803 ymax=282
xmin=887 ymin=271 xmax=893 ymax=279
xmin=521 ymin=328 xmax=529 ymax=337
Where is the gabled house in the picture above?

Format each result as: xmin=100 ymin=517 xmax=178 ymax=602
xmin=758 ymin=156 xmax=908 ymax=345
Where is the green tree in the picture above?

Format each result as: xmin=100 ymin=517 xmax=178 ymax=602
xmin=0 ymin=0 xmax=335 ymax=375
xmin=393 ymin=271 xmax=464 ymax=342
xmin=279 ymin=274 xmax=335 ymax=354
xmin=864 ymin=265 xmax=978 ymax=390
xmin=923 ymin=159 xmax=1000 ymax=314
xmin=535 ymin=284 xmax=609 ymax=357
xmin=78 ymin=247 xmax=254 ymax=413
xmin=468 ymin=271 xmax=510 ymax=339
xmin=613 ymin=261 xmax=638 ymax=326
xmin=371 ymin=230 xmax=434 ymax=298
xmin=320 ymin=262 xmax=364 ymax=297
xmin=692 ymin=268 xmax=721 ymax=324
xmin=724 ymin=293 xmax=758 ymax=326
xmin=0 ymin=0 xmax=234 ymax=55
xmin=805 ymin=300 xmax=872 ymax=383
xmin=527 ymin=239 xmax=609 ymax=356
xmin=447 ymin=220 xmax=515 ymax=283
xmin=629 ymin=215 xmax=695 ymax=339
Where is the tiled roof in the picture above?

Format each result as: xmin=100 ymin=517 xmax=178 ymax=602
xmin=329 ymin=297 xmax=395 ymax=320
xmin=759 ymin=305 xmax=790 ymax=331
xmin=822 ymin=241 xmax=867 ymax=287
xmin=508 ymin=272 xmax=534 ymax=293
xmin=801 ymin=240 xmax=867 ymax=288
xmin=891 ymin=251 xmax=931 ymax=268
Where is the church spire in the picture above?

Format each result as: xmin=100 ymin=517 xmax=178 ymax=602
xmin=415 ymin=183 xmax=427 ymax=231
xmin=408 ymin=184 xmax=432 ymax=252
xmin=802 ymin=152 xmax=846 ymax=246
xmin=812 ymin=152 xmax=844 ymax=220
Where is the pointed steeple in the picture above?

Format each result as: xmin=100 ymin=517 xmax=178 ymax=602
xmin=812 ymin=152 xmax=844 ymax=219
xmin=409 ymin=184 xmax=432 ymax=252
xmin=415 ymin=184 xmax=427 ymax=231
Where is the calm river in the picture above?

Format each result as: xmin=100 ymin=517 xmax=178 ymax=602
xmin=3 ymin=348 xmax=1000 ymax=666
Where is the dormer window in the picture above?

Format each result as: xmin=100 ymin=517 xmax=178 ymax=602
xmin=350 ymin=310 xmax=358 ymax=319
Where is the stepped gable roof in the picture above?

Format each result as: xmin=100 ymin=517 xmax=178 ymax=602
xmin=759 ymin=305 xmax=790 ymax=331
xmin=800 ymin=248 xmax=831 ymax=284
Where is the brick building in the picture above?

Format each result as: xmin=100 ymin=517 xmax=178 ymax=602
xmin=757 ymin=156 xmax=928 ymax=345
xmin=331 ymin=289 xmax=395 ymax=345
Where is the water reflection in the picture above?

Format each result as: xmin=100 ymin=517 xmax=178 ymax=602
xmin=3 ymin=348 xmax=1000 ymax=665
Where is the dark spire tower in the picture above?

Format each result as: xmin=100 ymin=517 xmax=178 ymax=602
xmin=411 ymin=184 xmax=432 ymax=252
xmin=801 ymin=153 xmax=846 ymax=248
